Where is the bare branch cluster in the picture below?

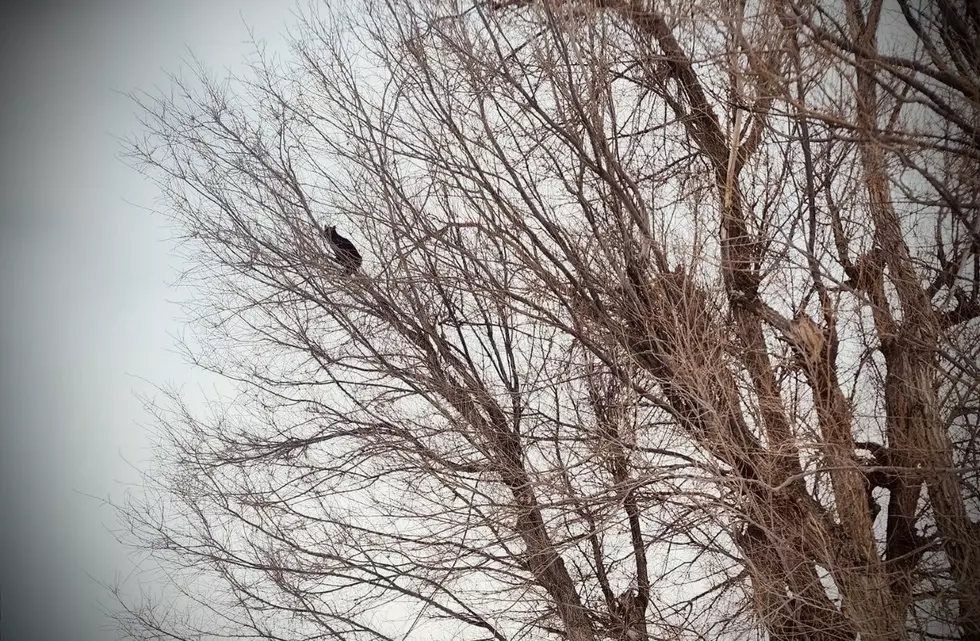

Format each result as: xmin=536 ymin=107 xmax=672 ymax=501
xmin=114 ymin=0 xmax=980 ymax=640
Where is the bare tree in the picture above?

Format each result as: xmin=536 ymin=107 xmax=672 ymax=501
xmin=115 ymin=0 xmax=980 ymax=640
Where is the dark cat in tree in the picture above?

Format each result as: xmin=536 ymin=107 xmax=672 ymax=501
xmin=323 ymin=225 xmax=362 ymax=275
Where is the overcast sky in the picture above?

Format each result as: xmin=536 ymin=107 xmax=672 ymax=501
xmin=1 ymin=3 xmax=297 ymax=639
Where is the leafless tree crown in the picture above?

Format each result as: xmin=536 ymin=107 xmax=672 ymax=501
xmin=116 ymin=0 xmax=980 ymax=640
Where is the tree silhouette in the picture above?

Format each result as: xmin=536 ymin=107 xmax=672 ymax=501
xmin=115 ymin=1 xmax=980 ymax=640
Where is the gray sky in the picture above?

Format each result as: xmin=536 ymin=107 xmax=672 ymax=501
xmin=1 ymin=3 xmax=295 ymax=639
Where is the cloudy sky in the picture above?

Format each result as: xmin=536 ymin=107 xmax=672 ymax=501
xmin=1 ymin=3 xmax=297 ymax=639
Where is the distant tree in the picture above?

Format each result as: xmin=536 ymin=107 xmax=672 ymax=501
xmin=115 ymin=1 xmax=980 ymax=640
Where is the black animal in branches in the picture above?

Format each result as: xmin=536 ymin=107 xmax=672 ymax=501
xmin=322 ymin=224 xmax=362 ymax=275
